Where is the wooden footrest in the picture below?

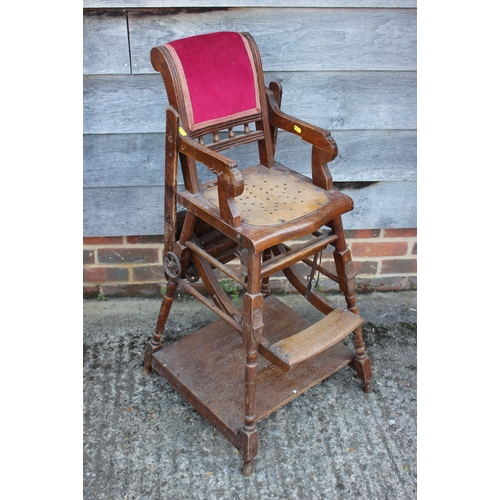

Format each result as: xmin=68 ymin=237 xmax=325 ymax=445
xmin=259 ymin=308 xmax=363 ymax=372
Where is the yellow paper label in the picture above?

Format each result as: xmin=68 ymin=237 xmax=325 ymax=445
xmin=294 ymin=125 xmax=302 ymax=134
xmin=179 ymin=127 xmax=187 ymax=136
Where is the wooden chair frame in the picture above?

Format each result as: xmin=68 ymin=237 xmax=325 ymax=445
xmin=142 ymin=31 xmax=372 ymax=476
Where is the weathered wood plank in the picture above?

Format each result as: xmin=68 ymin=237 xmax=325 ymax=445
xmin=342 ymin=181 xmax=416 ymax=229
xmin=83 ymin=181 xmax=416 ymax=236
xmin=83 ymin=10 xmax=130 ymax=75
xmin=83 ymin=72 xmax=416 ymax=134
xmin=84 ymin=75 xmax=164 ymax=134
xmin=271 ymin=71 xmax=417 ymax=130
xmin=275 ymin=130 xmax=417 ymax=182
xmin=84 ymin=186 xmax=163 ymax=236
xmin=84 ymin=133 xmax=165 ymax=187
xmin=126 ymin=8 xmax=416 ymax=74
xmin=83 ymin=130 xmax=416 ymax=188
xmin=84 ymin=1 xmax=417 ymax=9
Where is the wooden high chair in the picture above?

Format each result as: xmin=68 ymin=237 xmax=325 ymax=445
xmin=143 ymin=31 xmax=372 ymax=476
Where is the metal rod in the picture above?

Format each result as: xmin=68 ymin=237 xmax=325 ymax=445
xmin=300 ymin=258 xmax=340 ymax=283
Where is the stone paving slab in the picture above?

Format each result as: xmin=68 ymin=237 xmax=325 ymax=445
xmin=83 ymin=292 xmax=417 ymax=499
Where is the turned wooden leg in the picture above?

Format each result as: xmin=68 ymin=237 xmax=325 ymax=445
xmin=143 ymin=277 xmax=178 ymax=375
xmin=144 ymin=211 xmax=199 ymax=373
xmin=350 ymin=326 xmax=373 ymax=393
xmin=241 ymin=344 xmax=259 ymax=476
xmin=331 ymin=216 xmax=373 ymax=393
xmin=239 ymin=251 xmax=264 ymax=476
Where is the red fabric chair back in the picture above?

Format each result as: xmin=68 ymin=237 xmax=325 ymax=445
xmin=164 ymin=32 xmax=261 ymax=132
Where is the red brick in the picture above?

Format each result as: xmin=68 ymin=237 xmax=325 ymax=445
xmin=126 ymin=235 xmax=164 ymax=244
xmin=100 ymin=283 xmax=163 ymax=298
xmin=384 ymin=228 xmax=417 ymax=238
xmin=83 ymin=249 xmax=95 ymax=265
xmin=85 ymin=273 xmax=417 ymax=297
xmin=97 ymin=247 xmax=159 ymax=264
xmin=381 ymin=259 xmax=417 ymax=274
xmin=132 ymin=265 xmax=165 ymax=282
xmin=84 ymin=267 xmax=106 ymax=283
xmin=352 ymin=260 xmax=378 ymax=275
xmin=83 ymin=285 xmax=99 ymax=299
xmin=83 ymin=236 xmax=123 ymax=245
xmin=351 ymin=241 xmax=408 ymax=257
xmin=355 ymin=276 xmax=407 ymax=292
xmin=84 ymin=267 xmax=129 ymax=283
xmin=407 ymin=276 xmax=417 ymax=289
xmin=412 ymin=242 xmax=417 ymax=255
xmin=345 ymin=229 xmax=381 ymax=239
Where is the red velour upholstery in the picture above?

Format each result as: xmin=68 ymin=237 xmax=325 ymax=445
xmin=164 ymin=32 xmax=260 ymax=131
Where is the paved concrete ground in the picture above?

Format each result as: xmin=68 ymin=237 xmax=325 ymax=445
xmin=83 ymin=291 xmax=417 ymax=499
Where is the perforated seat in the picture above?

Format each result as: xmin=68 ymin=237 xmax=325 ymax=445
xmin=204 ymin=164 xmax=328 ymax=226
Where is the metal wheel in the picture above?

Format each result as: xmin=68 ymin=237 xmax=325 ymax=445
xmin=163 ymin=251 xmax=182 ymax=278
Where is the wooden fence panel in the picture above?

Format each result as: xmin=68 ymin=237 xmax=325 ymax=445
xmin=84 ymin=130 xmax=416 ymax=188
xmin=125 ymin=8 xmax=416 ymax=74
xmin=83 ymin=10 xmax=130 ymax=75
xmin=83 ymin=72 xmax=416 ymax=134
xmin=85 ymin=2 xmax=417 ymax=8
xmin=84 ymin=181 xmax=416 ymax=236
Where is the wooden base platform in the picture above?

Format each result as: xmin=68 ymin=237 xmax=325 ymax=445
xmin=151 ymin=295 xmax=356 ymax=450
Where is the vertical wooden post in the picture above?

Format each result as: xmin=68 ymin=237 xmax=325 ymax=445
xmin=268 ymin=81 xmax=282 ymax=155
xmin=239 ymin=250 xmax=264 ymax=476
xmin=331 ymin=216 xmax=373 ymax=393
xmin=164 ymin=107 xmax=179 ymax=253
xmin=311 ymin=145 xmax=334 ymax=191
xmin=144 ymin=106 xmax=180 ymax=375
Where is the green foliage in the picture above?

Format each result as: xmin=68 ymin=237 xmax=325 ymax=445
xmin=220 ymin=279 xmax=240 ymax=303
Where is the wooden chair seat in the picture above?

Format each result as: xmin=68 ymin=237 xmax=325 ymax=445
xmin=205 ymin=163 xmax=327 ymax=226
xmin=179 ymin=162 xmax=354 ymax=253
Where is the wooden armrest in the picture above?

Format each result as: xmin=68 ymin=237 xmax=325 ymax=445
xmin=265 ymin=86 xmax=338 ymax=158
xmin=178 ymin=129 xmax=244 ymax=227
xmin=266 ymin=85 xmax=336 ymax=191
xmin=178 ymin=133 xmax=243 ymax=192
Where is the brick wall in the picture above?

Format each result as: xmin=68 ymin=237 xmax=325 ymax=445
xmin=83 ymin=228 xmax=416 ymax=299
